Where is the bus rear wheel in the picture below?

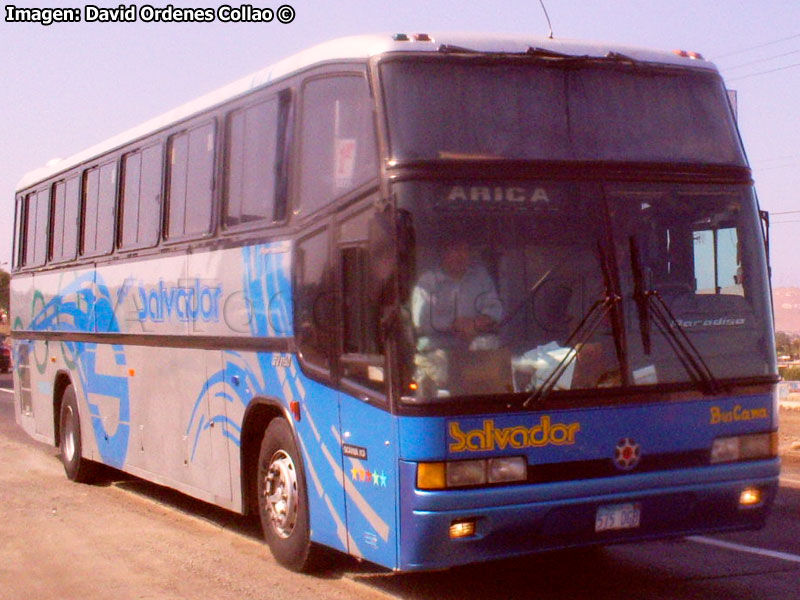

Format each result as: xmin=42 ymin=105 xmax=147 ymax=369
xmin=59 ymin=384 xmax=97 ymax=483
xmin=257 ymin=418 xmax=319 ymax=572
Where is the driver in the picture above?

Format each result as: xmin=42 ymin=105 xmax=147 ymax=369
xmin=411 ymin=238 xmax=503 ymax=393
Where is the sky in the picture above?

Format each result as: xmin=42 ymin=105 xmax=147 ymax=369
xmin=1 ymin=0 xmax=798 ymax=284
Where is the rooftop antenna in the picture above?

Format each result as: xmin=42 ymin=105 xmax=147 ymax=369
xmin=538 ymin=0 xmax=554 ymax=39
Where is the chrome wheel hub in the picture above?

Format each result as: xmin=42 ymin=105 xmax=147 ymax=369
xmin=263 ymin=450 xmax=298 ymax=538
xmin=63 ymin=406 xmax=76 ymax=462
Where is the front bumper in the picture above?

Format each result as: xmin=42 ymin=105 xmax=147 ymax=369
xmin=397 ymin=458 xmax=779 ymax=571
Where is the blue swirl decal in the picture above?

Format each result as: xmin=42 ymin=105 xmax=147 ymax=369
xmin=186 ymin=243 xmax=293 ymax=452
xmin=29 ymin=272 xmax=131 ymax=468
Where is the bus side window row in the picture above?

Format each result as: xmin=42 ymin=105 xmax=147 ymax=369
xmin=13 ymin=94 xmax=289 ymax=269
xmin=13 ymin=72 xmax=377 ymax=271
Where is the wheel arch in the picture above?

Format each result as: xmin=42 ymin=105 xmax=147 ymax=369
xmin=52 ymin=370 xmax=74 ymax=448
xmin=240 ymin=396 xmax=294 ymax=515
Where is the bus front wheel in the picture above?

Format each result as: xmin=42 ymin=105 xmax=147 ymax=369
xmin=59 ymin=384 xmax=97 ymax=483
xmin=257 ymin=418 xmax=319 ymax=572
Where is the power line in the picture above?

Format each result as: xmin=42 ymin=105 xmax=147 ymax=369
xmin=771 ymin=210 xmax=800 ymax=216
xmin=727 ymin=61 xmax=800 ymax=82
xmin=713 ymin=33 xmax=800 ymax=60
xmin=723 ymin=49 xmax=800 ymax=71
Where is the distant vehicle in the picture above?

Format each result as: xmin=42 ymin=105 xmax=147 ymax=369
xmin=11 ymin=33 xmax=779 ymax=573
xmin=0 ymin=342 xmax=11 ymax=373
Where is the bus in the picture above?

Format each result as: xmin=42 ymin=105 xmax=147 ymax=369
xmin=11 ymin=33 xmax=779 ymax=572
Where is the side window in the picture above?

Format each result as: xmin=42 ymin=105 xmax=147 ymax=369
xmin=121 ymin=144 xmax=163 ymax=248
xmin=82 ymin=161 xmax=117 ymax=256
xmin=166 ymin=122 xmax=215 ymax=239
xmin=50 ymin=177 xmax=80 ymax=262
xmin=341 ymin=246 xmax=373 ymax=354
xmin=298 ymin=75 xmax=378 ymax=216
xmin=225 ymin=98 xmax=279 ymax=227
xmin=694 ymin=226 xmax=742 ymax=295
xmin=295 ymin=226 xmax=333 ymax=372
xmin=23 ymin=190 xmax=49 ymax=267
xmin=337 ymin=204 xmax=392 ymax=392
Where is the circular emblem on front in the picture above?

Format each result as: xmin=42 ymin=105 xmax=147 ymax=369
xmin=614 ymin=438 xmax=641 ymax=471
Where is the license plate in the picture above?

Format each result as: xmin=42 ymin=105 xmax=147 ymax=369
xmin=595 ymin=502 xmax=641 ymax=532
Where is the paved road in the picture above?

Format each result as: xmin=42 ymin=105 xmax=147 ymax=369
xmin=1 ymin=374 xmax=799 ymax=599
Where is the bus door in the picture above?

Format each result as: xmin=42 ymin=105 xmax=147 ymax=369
xmin=335 ymin=202 xmax=399 ymax=567
xmin=293 ymin=68 xmax=395 ymax=563
xmin=293 ymin=223 xmax=352 ymax=554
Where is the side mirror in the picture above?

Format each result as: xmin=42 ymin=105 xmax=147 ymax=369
xmin=759 ymin=210 xmax=771 ymax=278
xmin=395 ymin=208 xmax=416 ymax=303
xmin=367 ymin=207 xmax=416 ymax=306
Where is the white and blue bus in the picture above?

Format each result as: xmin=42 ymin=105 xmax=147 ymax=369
xmin=11 ymin=33 xmax=779 ymax=572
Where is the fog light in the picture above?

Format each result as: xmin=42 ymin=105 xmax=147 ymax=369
xmin=739 ymin=487 xmax=762 ymax=508
xmin=449 ymin=519 xmax=476 ymax=538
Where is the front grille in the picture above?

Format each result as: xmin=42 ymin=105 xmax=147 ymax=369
xmin=527 ymin=449 xmax=710 ymax=484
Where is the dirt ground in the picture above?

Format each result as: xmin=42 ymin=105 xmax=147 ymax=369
xmin=0 ymin=428 xmax=390 ymax=600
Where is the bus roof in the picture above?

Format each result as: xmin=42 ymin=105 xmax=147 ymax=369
xmin=17 ymin=32 xmax=717 ymax=191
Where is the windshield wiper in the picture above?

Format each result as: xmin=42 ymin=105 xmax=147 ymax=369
xmin=523 ymin=241 xmax=623 ymax=407
xmin=629 ymin=236 xmax=652 ymax=354
xmin=629 ymin=236 xmax=722 ymax=395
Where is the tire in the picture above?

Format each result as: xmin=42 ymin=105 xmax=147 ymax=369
xmin=59 ymin=384 xmax=97 ymax=483
xmin=257 ymin=418 xmax=319 ymax=572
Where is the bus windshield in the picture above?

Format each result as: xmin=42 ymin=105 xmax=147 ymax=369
xmin=397 ymin=180 xmax=775 ymax=402
xmin=381 ymin=58 xmax=745 ymax=166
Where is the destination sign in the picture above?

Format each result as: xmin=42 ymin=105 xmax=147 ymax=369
xmin=434 ymin=183 xmax=567 ymax=211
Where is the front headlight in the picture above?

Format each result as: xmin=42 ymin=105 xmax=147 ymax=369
xmin=447 ymin=459 xmax=486 ymax=487
xmin=417 ymin=456 xmax=527 ymax=489
xmin=488 ymin=456 xmax=528 ymax=483
xmin=710 ymin=432 xmax=778 ymax=464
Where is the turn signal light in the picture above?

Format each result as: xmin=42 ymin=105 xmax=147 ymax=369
xmin=417 ymin=462 xmax=446 ymax=490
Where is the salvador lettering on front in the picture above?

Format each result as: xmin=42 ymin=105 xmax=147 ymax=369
xmin=449 ymin=417 xmax=581 ymax=453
